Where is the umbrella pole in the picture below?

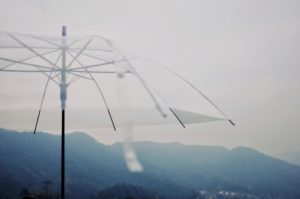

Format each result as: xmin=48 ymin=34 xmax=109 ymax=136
xmin=60 ymin=26 xmax=67 ymax=199
xmin=61 ymin=109 xmax=65 ymax=199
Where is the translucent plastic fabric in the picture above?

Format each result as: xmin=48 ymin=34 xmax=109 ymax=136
xmin=0 ymin=32 xmax=228 ymax=133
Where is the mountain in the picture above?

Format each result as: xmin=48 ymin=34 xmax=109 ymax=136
xmin=1 ymin=128 xmax=300 ymax=199
xmin=277 ymin=151 xmax=300 ymax=166
xmin=90 ymin=183 xmax=160 ymax=199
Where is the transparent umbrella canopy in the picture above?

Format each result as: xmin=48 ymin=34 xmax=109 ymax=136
xmin=0 ymin=27 xmax=234 ymax=199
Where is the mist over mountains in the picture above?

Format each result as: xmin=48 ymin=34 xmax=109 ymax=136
xmin=1 ymin=128 xmax=300 ymax=199
xmin=277 ymin=151 xmax=300 ymax=166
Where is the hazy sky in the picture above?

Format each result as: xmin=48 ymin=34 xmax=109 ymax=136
xmin=0 ymin=0 xmax=299 ymax=157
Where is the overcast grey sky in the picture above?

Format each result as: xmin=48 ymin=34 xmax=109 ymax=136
xmin=0 ymin=0 xmax=299 ymax=157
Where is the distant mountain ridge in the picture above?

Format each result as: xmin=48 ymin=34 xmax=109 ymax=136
xmin=90 ymin=183 xmax=160 ymax=199
xmin=277 ymin=150 xmax=300 ymax=166
xmin=1 ymin=128 xmax=300 ymax=199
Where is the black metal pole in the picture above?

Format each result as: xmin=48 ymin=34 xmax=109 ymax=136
xmin=61 ymin=26 xmax=67 ymax=199
xmin=61 ymin=109 xmax=65 ymax=199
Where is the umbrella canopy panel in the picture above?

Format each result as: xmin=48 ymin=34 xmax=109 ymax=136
xmin=0 ymin=32 xmax=228 ymax=133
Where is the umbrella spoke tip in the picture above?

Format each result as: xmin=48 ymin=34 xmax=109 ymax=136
xmin=62 ymin=26 xmax=67 ymax=36
xmin=228 ymin=120 xmax=235 ymax=126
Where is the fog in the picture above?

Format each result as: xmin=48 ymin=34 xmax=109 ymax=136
xmin=0 ymin=0 xmax=299 ymax=158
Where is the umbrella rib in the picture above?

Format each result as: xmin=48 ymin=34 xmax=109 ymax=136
xmin=134 ymin=69 xmax=167 ymax=117
xmin=48 ymin=72 xmax=60 ymax=83
xmin=0 ymin=57 xmax=54 ymax=70
xmin=68 ymin=49 xmax=111 ymax=62
xmin=68 ymin=71 xmax=93 ymax=80
xmin=68 ymin=61 xmax=115 ymax=71
xmin=0 ymin=69 xmax=59 ymax=73
xmin=110 ymin=47 xmax=167 ymax=117
xmin=51 ymin=71 xmax=63 ymax=81
xmin=0 ymin=65 xmax=61 ymax=85
xmin=0 ymin=46 xmax=58 ymax=49
xmin=142 ymin=57 xmax=235 ymax=126
xmin=148 ymin=86 xmax=186 ymax=128
xmin=90 ymin=74 xmax=117 ymax=131
xmin=169 ymin=108 xmax=185 ymax=128
xmin=34 ymin=52 xmax=63 ymax=134
xmin=28 ymin=35 xmax=60 ymax=47
xmin=68 ymin=57 xmax=133 ymax=72
xmin=7 ymin=33 xmax=58 ymax=69
xmin=0 ymin=57 xmax=59 ymax=84
xmin=66 ymin=37 xmax=93 ymax=68
xmin=7 ymin=33 xmax=62 ymax=84
xmin=66 ymin=39 xmax=82 ymax=48
xmin=0 ymin=64 xmax=60 ymax=84
xmin=94 ymin=35 xmax=112 ymax=44
xmin=68 ymin=48 xmax=113 ymax=52
xmin=66 ymin=35 xmax=92 ymax=48
xmin=168 ymin=67 xmax=234 ymax=125
xmin=126 ymin=63 xmax=167 ymax=118
xmin=66 ymin=52 xmax=129 ymax=83
xmin=65 ymin=51 xmax=94 ymax=84
xmin=0 ymin=49 xmax=60 ymax=71
xmin=71 ymin=70 xmax=130 ymax=74
xmin=68 ymin=52 xmax=117 ymax=131
xmin=8 ymin=32 xmax=60 ymax=48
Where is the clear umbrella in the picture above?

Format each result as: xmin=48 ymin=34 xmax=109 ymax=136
xmin=0 ymin=26 xmax=234 ymax=199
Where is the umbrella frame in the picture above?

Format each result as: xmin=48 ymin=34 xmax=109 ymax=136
xmin=0 ymin=26 xmax=235 ymax=199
